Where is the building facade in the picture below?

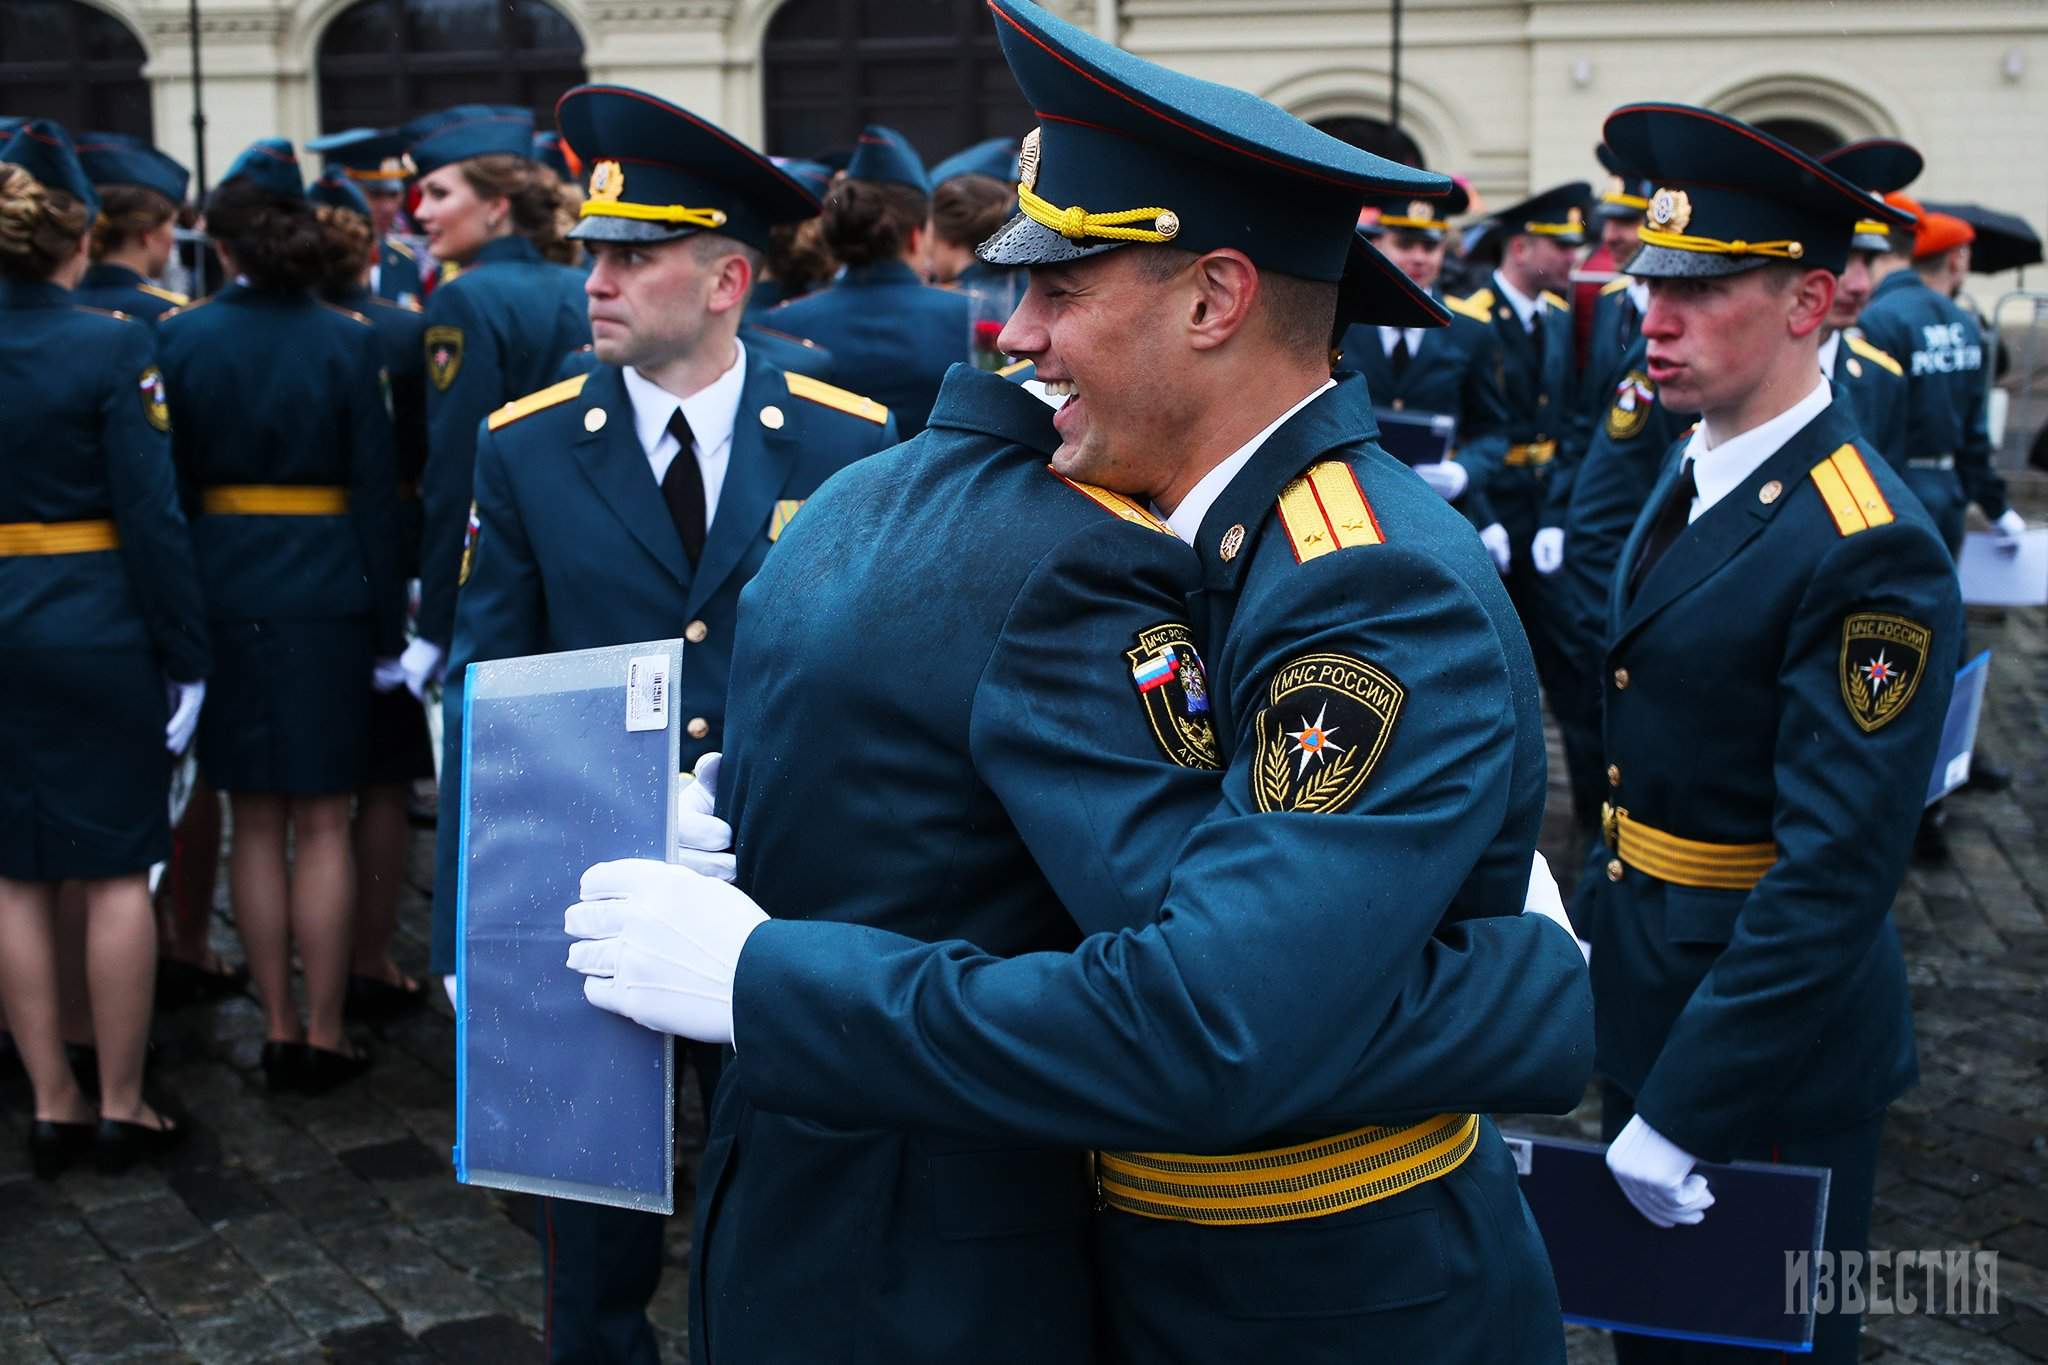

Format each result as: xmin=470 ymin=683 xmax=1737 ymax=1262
xmin=5 ymin=0 xmax=2044 ymax=275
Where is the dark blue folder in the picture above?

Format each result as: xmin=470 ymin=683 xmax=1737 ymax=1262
xmin=1503 ymin=1131 xmax=1828 ymax=1352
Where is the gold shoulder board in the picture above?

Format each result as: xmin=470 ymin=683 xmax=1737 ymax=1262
xmin=138 ymin=283 xmax=190 ymax=306
xmin=1277 ymin=460 xmax=1384 ymax=563
xmin=487 ymin=373 xmax=589 ymax=431
xmin=1051 ymin=470 xmax=1172 ymax=534
xmin=1846 ymin=334 xmax=1904 ymax=377
xmin=1539 ymin=290 xmax=1569 ymax=311
xmin=1441 ymin=293 xmax=1492 ymax=324
xmin=784 ymin=371 xmax=891 ymax=425
xmin=385 ymin=236 xmax=418 ymax=260
xmin=1600 ymin=277 xmax=1630 ymax=296
xmin=1808 ymin=444 xmax=1895 ymax=536
xmin=996 ymin=358 xmax=1035 ymax=378
xmin=322 ymin=302 xmax=372 ymax=326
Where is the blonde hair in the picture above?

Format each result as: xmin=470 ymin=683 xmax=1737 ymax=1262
xmin=0 ymin=163 xmax=90 ymax=282
xmin=458 ymin=154 xmax=573 ymax=263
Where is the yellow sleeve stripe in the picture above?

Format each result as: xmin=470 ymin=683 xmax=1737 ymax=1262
xmin=1809 ymin=444 xmax=1894 ymax=536
xmin=1051 ymin=470 xmax=1173 ymax=534
xmin=1441 ymin=293 xmax=1491 ymax=324
xmin=784 ymin=371 xmax=891 ymax=425
xmin=487 ymin=373 xmax=589 ymax=431
xmin=1846 ymin=334 xmax=1904 ymax=377
xmin=1278 ymin=460 xmax=1384 ymax=563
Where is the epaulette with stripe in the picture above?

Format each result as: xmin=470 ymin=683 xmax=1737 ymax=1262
xmin=996 ymin=357 xmax=1035 ymax=380
xmin=1539 ymin=290 xmax=1569 ymax=311
xmin=1809 ymin=444 xmax=1894 ymax=536
xmin=160 ymin=296 xmax=212 ymax=320
xmin=1277 ymin=460 xmax=1384 ymax=563
xmin=322 ymin=302 xmax=372 ymax=326
xmin=488 ymin=373 xmax=588 ymax=431
xmin=384 ymin=235 xmax=417 ymax=261
xmin=138 ymin=282 xmax=189 ymax=306
xmin=1456 ymin=287 xmax=1496 ymax=316
xmin=1441 ymin=293 xmax=1491 ymax=324
xmin=750 ymin=324 xmax=820 ymax=350
xmin=1845 ymin=334 xmax=1904 ymax=377
xmin=72 ymin=304 xmax=133 ymax=322
xmin=1600 ymin=277 xmax=1630 ymax=296
xmin=1050 ymin=470 xmax=1172 ymax=534
xmin=784 ymin=371 xmax=890 ymax=425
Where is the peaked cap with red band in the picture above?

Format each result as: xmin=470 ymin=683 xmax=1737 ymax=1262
xmin=974 ymin=0 xmax=1450 ymax=329
xmin=1821 ymin=138 xmax=1923 ymax=255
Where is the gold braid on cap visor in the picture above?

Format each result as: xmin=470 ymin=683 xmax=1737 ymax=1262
xmin=580 ymin=200 xmax=729 ymax=228
xmin=1853 ymin=219 xmax=1893 ymax=239
xmin=1524 ymin=220 xmax=1583 ymax=237
xmin=1636 ymin=225 xmax=1805 ymax=259
xmin=1017 ymin=180 xmax=1181 ymax=243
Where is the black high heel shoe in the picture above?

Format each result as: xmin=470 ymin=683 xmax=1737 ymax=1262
xmin=297 ymin=1042 xmax=374 ymax=1096
xmin=94 ymin=1109 xmax=187 ymax=1176
xmin=29 ymin=1119 xmax=96 ymax=1181
xmin=261 ymin=1040 xmax=308 ymax=1093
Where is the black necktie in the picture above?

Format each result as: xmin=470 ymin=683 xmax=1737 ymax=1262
xmin=660 ymin=410 xmax=705 ymax=566
xmin=1389 ymin=331 xmax=1411 ymax=383
xmin=1629 ymin=458 xmax=1697 ymax=596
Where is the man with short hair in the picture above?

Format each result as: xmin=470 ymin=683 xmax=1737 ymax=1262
xmin=444 ymin=83 xmax=899 ymax=1365
xmin=1575 ymin=103 xmax=1962 ymax=1365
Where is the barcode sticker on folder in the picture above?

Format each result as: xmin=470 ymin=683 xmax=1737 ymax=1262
xmin=626 ymin=654 xmax=670 ymax=732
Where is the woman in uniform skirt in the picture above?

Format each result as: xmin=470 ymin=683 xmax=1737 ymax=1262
xmin=310 ymin=169 xmax=435 ymax=1019
xmin=0 ymin=122 xmax=210 ymax=1175
xmin=156 ymin=141 xmax=405 ymax=1093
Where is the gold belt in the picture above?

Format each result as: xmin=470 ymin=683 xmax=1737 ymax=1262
xmin=0 ymin=519 xmax=120 ymax=555
xmin=202 ymin=485 xmax=350 ymax=516
xmin=1504 ymin=441 xmax=1557 ymax=467
xmin=1602 ymin=803 xmax=1777 ymax=891
xmin=1095 ymin=1113 xmax=1479 ymax=1226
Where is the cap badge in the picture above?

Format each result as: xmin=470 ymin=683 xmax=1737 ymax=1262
xmin=589 ymin=160 xmax=624 ymax=204
xmin=1647 ymin=188 xmax=1692 ymax=234
xmin=1566 ymin=206 xmax=1585 ymax=230
xmin=1017 ymin=127 xmax=1042 ymax=193
xmin=1407 ymin=201 xmax=1435 ymax=223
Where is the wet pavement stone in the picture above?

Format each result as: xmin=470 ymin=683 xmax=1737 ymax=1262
xmin=2 ymin=478 xmax=2042 ymax=1361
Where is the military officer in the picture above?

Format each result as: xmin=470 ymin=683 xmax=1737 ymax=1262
xmin=1573 ymin=144 xmax=1652 ymax=372
xmin=569 ymin=4 xmax=1584 ymax=1360
xmin=406 ymin=106 xmax=590 ymax=696
xmin=437 ymin=83 xmax=897 ymax=1364
xmin=768 ymin=124 xmax=972 ymax=436
xmin=1571 ymin=104 xmax=1961 ymax=1365
xmin=306 ymin=127 xmax=422 ymax=307
xmin=71 ymin=133 xmax=189 ymax=322
xmin=1 ymin=119 xmax=208 ymax=1174
xmin=1813 ymin=140 xmax=1917 ymax=463
xmin=1338 ymin=186 xmax=1511 ymax=528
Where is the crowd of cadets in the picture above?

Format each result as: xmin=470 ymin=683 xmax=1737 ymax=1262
xmin=0 ymin=54 xmax=2028 ymax=1365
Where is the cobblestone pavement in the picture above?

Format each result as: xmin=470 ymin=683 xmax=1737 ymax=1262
xmin=3 ymin=482 xmax=2043 ymax=1364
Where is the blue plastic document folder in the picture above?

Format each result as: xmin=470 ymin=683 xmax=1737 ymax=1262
xmin=1372 ymin=405 xmax=1458 ymax=466
xmin=1925 ymin=651 xmax=1991 ymax=806
xmin=455 ymin=641 xmax=683 ymax=1214
xmin=1502 ymin=1131 xmax=1829 ymax=1352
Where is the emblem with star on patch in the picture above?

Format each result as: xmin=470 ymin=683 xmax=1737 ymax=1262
xmin=1250 ymin=652 xmax=1404 ymax=814
xmin=1838 ymin=612 xmax=1930 ymax=733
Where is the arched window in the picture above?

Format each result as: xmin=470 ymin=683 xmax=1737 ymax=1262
xmin=1754 ymin=118 xmax=1842 ymax=158
xmin=761 ymin=0 xmax=1033 ymax=164
xmin=1312 ymin=116 xmax=1425 ymax=169
xmin=317 ymin=0 xmax=586 ymax=135
xmin=0 ymin=0 xmax=151 ymax=141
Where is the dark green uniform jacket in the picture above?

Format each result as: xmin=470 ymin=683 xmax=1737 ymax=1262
xmin=1556 ymin=278 xmax=1645 ymax=530
xmin=1574 ymin=397 xmax=1961 ymax=1160
xmin=1465 ymin=276 xmax=1578 ymax=550
xmin=710 ymin=369 xmax=1582 ymax=1364
xmin=767 ymin=259 xmax=972 ymax=438
xmin=332 ymin=286 xmax=429 ymax=574
xmin=1855 ymin=269 xmax=2005 ymax=548
xmin=73 ymin=262 xmax=187 ymax=325
xmin=418 ymin=234 xmax=591 ymax=646
xmin=375 ymin=235 xmax=422 ymax=308
xmin=430 ymin=350 xmax=897 ymax=974
xmin=1829 ymin=328 xmax=1908 ymax=468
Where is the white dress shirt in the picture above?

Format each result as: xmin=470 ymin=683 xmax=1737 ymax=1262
xmin=1681 ymin=376 xmax=1833 ymax=522
xmin=621 ymin=340 xmax=747 ymax=529
xmin=1817 ymin=329 xmax=1842 ymax=381
xmin=1164 ymin=379 xmax=1337 ymax=543
xmin=1380 ymin=325 xmax=1425 ymax=357
xmin=1492 ymin=270 xmax=1542 ymax=332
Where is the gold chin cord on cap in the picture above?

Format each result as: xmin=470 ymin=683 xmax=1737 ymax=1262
xmin=1016 ymin=181 xmax=1181 ymax=244
xmin=580 ymin=200 xmax=729 ymax=228
xmin=1636 ymin=226 xmax=1805 ymax=259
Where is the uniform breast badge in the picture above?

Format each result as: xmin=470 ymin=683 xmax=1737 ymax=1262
xmin=1605 ymin=370 xmax=1655 ymax=441
xmin=138 ymin=365 xmax=170 ymax=433
xmin=1838 ymin=612 xmax=1931 ymax=733
xmin=426 ymin=326 xmax=464 ymax=392
xmin=1249 ymin=652 xmax=1404 ymax=814
xmin=1125 ymin=623 xmax=1219 ymax=769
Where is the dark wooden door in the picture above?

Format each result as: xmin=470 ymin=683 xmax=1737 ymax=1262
xmin=317 ymin=0 xmax=586 ymax=136
xmin=0 ymin=0 xmax=152 ymax=141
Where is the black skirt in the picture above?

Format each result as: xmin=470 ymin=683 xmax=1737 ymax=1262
xmin=364 ymin=682 xmax=436 ymax=785
xmin=199 ymin=617 xmax=371 ymax=795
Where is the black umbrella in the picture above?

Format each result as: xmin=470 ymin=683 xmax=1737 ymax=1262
xmin=1923 ymin=201 xmax=2043 ymax=274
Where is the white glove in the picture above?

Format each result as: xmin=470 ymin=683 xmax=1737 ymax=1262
xmin=442 ymin=974 xmax=457 ymax=1008
xmin=1606 ymin=1114 xmax=1715 ymax=1228
xmin=1992 ymin=508 xmax=2027 ymax=556
xmin=675 ymin=751 xmax=736 ymax=882
xmin=164 ymin=678 xmax=206 ymax=754
xmin=1532 ymin=527 xmax=1565 ymax=575
xmin=564 ymin=858 xmax=768 ymax=1045
xmin=1521 ymin=851 xmax=1590 ymax=963
xmin=1479 ymin=523 xmax=1511 ymax=573
xmin=1415 ymin=459 xmax=1469 ymax=502
xmin=399 ymin=637 xmax=445 ymax=700
xmin=372 ymin=657 xmax=406 ymax=692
